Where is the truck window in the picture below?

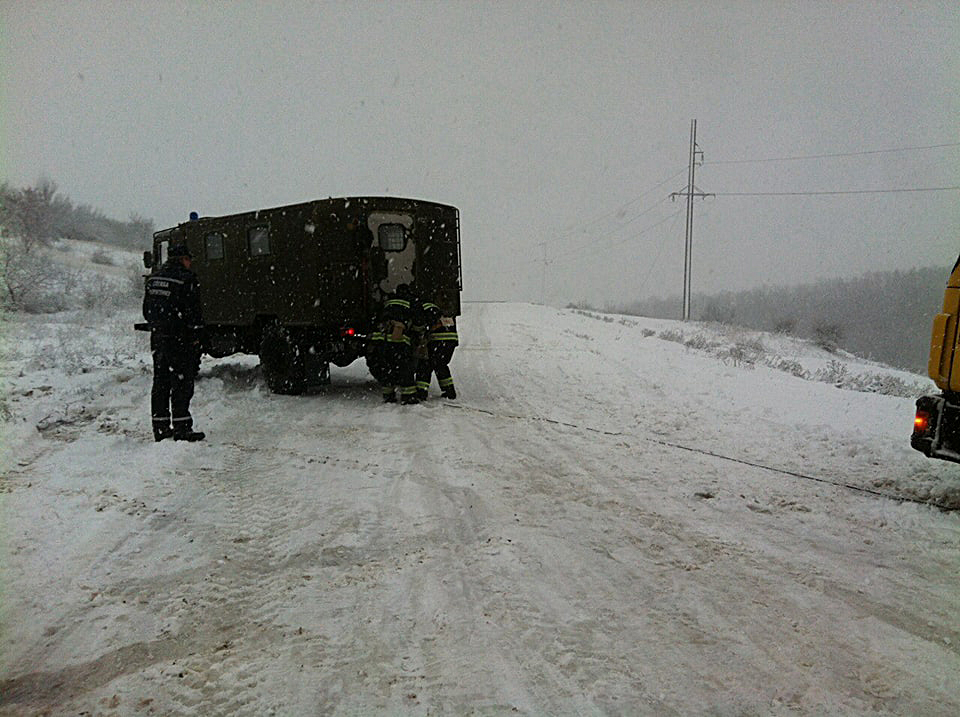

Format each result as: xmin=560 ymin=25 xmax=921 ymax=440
xmin=248 ymin=225 xmax=270 ymax=256
xmin=379 ymin=223 xmax=407 ymax=252
xmin=205 ymin=232 xmax=225 ymax=260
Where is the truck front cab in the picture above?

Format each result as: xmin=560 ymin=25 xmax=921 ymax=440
xmin=143 ymin=227 xmax=186 ymax=270
xmin=912 ymin=252 xmax=960 ymax=462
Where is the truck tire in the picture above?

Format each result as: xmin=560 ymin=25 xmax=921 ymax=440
xmin=259 ymin=324 xmax=307 ymax=395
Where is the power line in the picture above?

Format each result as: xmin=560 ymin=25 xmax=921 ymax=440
xmin=599 ymin=209 xmax=684 ymax=252
xmin=554 ymin=166 xmax=688 ymax=244
xmin=634 ymin=210 xmax=684 ymax=299
xmin=715 ymin=185 xmax=960 ymax=197
xmin=551 ymin=195 xmax=673 ymax=261
xmin=549 ymin=205 xmax=682 ymax=264
xmin=707 ymin=141 xmax=960 ymax=166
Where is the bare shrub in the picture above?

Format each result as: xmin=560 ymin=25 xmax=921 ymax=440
xmin=77 ymin=273 xmax=143 ymax=312
xmin=26 ymin=320 xmax=142 ymax=376
xmin=815 ymin=359 xmax=850 ymax=386
xmin=658 ymin=329 xmax=684 ymax=344
xmin=684 ymin=333 xmax=721 ymax=352
xmin=128 ymin=263 xmax=147 ymax=300
xmin=1 ymin=236 xmax=142 ymax=313
xmin=773 ymin=317 xmax=797 ymax=334
xmin=766 ymin=357 xmax=809 ymax=379
xmin=813 ymin=322 xmax=843 ymax=353
xmin=1 ymin=237 xmax=80 ymax=312
xmin=813 ymin=359 xmax=927 ymax=397
xmin=700 ymin=300 xmax=736 ymax=325
xmin=736 ymin=336 xmax=766 ymax=355
xmin=79 ymin=276 xmax=110 ymax=310
xmin=90 ymin=248 xmax=115 ymax=266
xmin=724 ymin=338 xmax=766 ymax=367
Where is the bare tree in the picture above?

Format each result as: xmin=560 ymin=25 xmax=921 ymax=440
xmin=0 ymin=237 xmax=77 ymax=312
xmin=0 ymin=178 xmax=151 ymax=312
xmin=127 ymin=212 xmax=155 ymax=246
xmin=17 ymin=178 xmax=71 ymax=252
xmin=0 ymin=181 xmax=20 ymax=237
xmin=0 ymin=178 xmax=73 ymax=253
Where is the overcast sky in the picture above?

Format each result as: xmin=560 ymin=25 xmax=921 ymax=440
xmin=2 ymin=0 xmax=958 ymax=306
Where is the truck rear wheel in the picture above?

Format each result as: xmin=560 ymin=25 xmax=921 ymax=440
xmin=259 ymin=324 xmax=307 ymax=395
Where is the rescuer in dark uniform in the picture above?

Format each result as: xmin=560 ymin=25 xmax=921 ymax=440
xmin=142 ymin=244 xmax=206 ymax=441
xmin=369 ymin=284 xmax=420 ymax=404
xmin=415 ymin=298 xmax=459 ymax=400
xmin=406 ymin=284 xmax=428 ymax=383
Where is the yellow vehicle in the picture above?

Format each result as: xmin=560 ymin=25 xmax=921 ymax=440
xmin=912 ymin=252 xmax=960 ymax=462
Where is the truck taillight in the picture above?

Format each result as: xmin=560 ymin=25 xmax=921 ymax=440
xmin=341 ymin=327 xmax=356 ymax=337
xmin=914 ymin=410 xmax=930 ymax=434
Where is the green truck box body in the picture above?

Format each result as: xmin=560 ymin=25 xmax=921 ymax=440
xmin=145 ymin=197 xmax=461 ymax=392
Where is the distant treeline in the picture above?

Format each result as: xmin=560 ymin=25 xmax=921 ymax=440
xmin=599 ymin=266 xmax=954 ymax=373
xmin=0 ymin=178 xmax=153 ymax=250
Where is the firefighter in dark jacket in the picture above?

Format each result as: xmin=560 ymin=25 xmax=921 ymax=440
xmin=368 ymin=284 xmax=420 ymax=404
xmin=142 ymin=244 xmax=206 ymax=441
xmin=415 ymin=299 xmax=459 ymax=400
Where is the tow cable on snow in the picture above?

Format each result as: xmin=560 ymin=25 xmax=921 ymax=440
xmin=442 ymin=403 xmax=958 ymax=512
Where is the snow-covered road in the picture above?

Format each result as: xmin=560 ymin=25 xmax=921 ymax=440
xmin=2 ymin=302 xmax=958 ymax=715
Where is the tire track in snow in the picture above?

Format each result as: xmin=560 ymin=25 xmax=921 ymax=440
xmin=137 ymin=418 xmax=352 ymax=716
xmin=6 ymin=411 xmax=352 ymax=715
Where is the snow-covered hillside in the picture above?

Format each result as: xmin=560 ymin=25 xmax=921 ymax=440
xmin=1 ymin=245 xmax=959 ymax=715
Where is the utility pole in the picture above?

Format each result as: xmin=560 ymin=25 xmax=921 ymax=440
xmin=670 ymin=120 xmax=713 ymax=320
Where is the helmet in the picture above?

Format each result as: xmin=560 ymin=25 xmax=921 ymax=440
xmin=168 ymin=244 xmax=192 ymax=258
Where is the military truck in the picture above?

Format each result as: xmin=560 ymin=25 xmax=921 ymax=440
xmin=912 ymin=251 xmax=960 ymax=462
xmin=139 ymin=197 xmax=461 ymax=394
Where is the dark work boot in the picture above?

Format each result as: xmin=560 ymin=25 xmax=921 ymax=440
xmin=153 ymin=419 xmax=173 ymax=442
xmin=441 ymin=387 xmax=457 ymax=400
xmin=174 ymin=431 xmax=206 ymax=442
